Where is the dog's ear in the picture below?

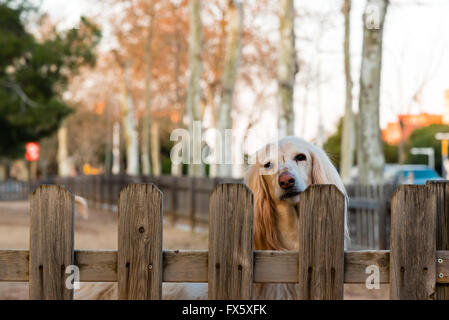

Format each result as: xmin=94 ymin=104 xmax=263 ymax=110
xmin=310 ymin=146 xmax=351 ymax=247
xmin=245 ymin=163 xmax=285 ymax=250
xmin=310 ymin=146 xmax=345 ymax=193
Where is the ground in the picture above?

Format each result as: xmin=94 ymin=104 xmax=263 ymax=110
xmin=0 ymin=201 xmax=388 ymax=300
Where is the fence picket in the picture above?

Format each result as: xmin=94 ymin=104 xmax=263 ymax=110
xmin=208 ymin=184 xmax=253 ymax=299
xmin=390 ymin=185 xmax=436 ymax=300
xmin=297 ymin=185 xmax=345 ymax=300
xmin=427 ymin=181 xmax=449 ymax=300
xmin=117 ymin=184 xmax=163 ymax=300
xmin=29 ymin=185 xmax=74 ymax=300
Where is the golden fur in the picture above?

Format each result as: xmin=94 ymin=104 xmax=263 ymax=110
xmin=247 ymin=136 xmax=349 ymax=251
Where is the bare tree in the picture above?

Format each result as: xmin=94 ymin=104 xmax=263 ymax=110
xmin=340 ymin=0 xmax=354 ymax=183
xmin=122 ymin=62 xmax=140 ymax=176
xmin=186 ymin=0 xmax=204 ymax=177
xmin=57 ymin=124 xmax=72 ymax=177
xmin=141 ymin=2 xmax=157 ymax=175
xmin=277 ymin=0 xmax=298 ymax=137
xmin=113 ymin=51 xmax=140 ymax=176
xmin=357 ymin=0 xmax=389 ymax=184
xmin=217 ymin=0 xmax=243 ymax=177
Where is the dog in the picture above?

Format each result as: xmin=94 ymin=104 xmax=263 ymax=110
xmin=247 ymin=136 xmax=349 ymax=251
xmin=246 ymin=136 xmax=349 ymax=299
xmin=76 ymin=136 xmax=348 ymax=300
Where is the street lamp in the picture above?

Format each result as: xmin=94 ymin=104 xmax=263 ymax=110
xmin=435 ymin=133 xmax=449 ymax=179
xmin=410 ymin=148 xmax=435 ymax=170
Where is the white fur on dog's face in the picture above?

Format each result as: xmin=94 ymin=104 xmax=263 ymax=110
xmin=255 ymin=137 xmax=315 ymax=204
xmin=247 ymin=136 xmax=350 ymax=251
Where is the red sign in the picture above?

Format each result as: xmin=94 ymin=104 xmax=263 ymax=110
xmin=25 ymin=142 xmax=40 ymax=162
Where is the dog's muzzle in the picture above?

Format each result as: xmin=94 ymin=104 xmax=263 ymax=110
xmin=280 ymin=189 xmax=302 ymax=200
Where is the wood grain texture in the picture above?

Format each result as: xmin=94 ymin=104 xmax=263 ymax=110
xmin=0 ymin=250 xmax=29 ymax=281
xmin=3 ymin=249 xmax=449 ymax=285
xmin=74 ymin=250 xmax=117 ymax=282
xmin=298 ymin=185 xmax=345 ymax=300
xmin=208 ymin=184 xmax=253 ymax=299
xmin=118 ymin=184 xmax=163 ymax=300
xmin=390 ymin=185 xmax=436 ymax=300
xmin=344 ymin=250 xmax=389 ymax=283
xmin=427 ymin=181 xmax=449 ymax=298
xmin=29 ymin=185 xmax=74 ymax=300
xmin=163 ymin=250 xmax=207 ymax=282
xmin=437 ymin=251 xmax=449 ymax=284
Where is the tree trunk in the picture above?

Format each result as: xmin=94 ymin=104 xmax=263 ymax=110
xmin=112 ymin=122 xmax=120 ymax=175
xmin=0 ymin=163 xmax=5 ymax=181
xmin=277 ymin=0 xmax=298 ymax=137
xmin=151 ymin=122 xmax=161 ymax=176
xmin=141 ymin=4 xmax=156 ymax=176
xmin=171 ymin=3 xmax=183 ymax=177
xmin=340 ymin=0 xmax=354 ymax=183
xmin=208 ymin=93 xmax=219 ymax=178
xmin=186 ymin=0 xmax=204 ymax=177
xmin=57 ymin=125 xmax=71 ymax=177
xmin=217 ymin=0 xmax=243 ymax=178
xmin=357 ymin=0 xmax=388 ymax=185
xmin=122 ymin=63 xmax=140 ymax=176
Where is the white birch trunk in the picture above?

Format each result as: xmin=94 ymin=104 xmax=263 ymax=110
xmin=141 ymin=5 xmax=156 ymax=176
xmin=277 ymin=0 xmax=297 ymax=138
xmin=186 ymin=0 xmax=204 ymax=177
xmin=217 ymin=0 xmax=243 ymax=178
xmin=122 ymin=63 xmax=140 ymax=176
xmin=357 ymin=0 xmax=388 ymax=185
xmin=112 ymin=122 xmax=120 ymax=175
xmin=151 ymin=122 xmax=161 ymax=176
xmin=171 ymin=4 xmax=183 ymax=177
xmin=57 ymin=125 xmax=71 ymax=177
xmin=340 ymin=0 xmax=355 ymax=183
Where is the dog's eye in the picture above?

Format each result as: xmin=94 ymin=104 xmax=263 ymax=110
xmin=294 ymin=154 xmax=307 ymax=162
xmin=263 ymin=161 xmax=272 ymax=169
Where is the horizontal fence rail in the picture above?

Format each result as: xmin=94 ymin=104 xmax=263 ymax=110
xmin=0 ymin=181 xmax=448 ymax=300
xmin=1 ymin=249 xmax=448 ymax=284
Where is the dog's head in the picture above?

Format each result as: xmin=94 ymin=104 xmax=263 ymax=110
xmin=245 ymin=136 xmax=347 ymax=250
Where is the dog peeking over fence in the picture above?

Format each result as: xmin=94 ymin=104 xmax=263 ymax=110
xmin=76 ymin=136 xmax=348 ymax=300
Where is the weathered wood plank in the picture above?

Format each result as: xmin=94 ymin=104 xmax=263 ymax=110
xmin=29 ymin=185 xmax=74 ymax=300
xmin=0 ymin=250 xmax=29 ymax=281
xmin=208 ymin=184 xmax=253 ymax=299
xmin=427 ymin=181 xmax=449 ymax=298
xmin=163 ymin=250 xmax=208 ymax=282
xmin=437 ymin=251 xmax=449 ymax=284
xmin=344 ymin=250 xmax=389 ymax=283
xmin=2 ymin=249 xmax=449 ymax=284
xmin=74 ymin=250 xmax=117 ymax=282
xmin=118 ymin=184 xmax=163 ymax=300
xmin=298 ymin=185 xmax=345 ymax=300
xmin=390 ymin=185 xmax=436 ymax=300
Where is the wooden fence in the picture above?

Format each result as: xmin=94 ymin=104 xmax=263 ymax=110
xmin=0 ymin=175 xmax=397 ymax=249
xmin=0 ymin=181 xmax=448 ymax=300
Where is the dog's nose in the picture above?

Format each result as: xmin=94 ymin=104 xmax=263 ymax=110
xmin=279 ymin=172 xmax=295 ymax=189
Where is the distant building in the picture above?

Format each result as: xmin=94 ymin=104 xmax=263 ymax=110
xmin=382 ymin=113 xmax=445 ymax=146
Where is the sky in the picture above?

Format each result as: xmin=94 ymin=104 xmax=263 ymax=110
xmin=36 ymin=0 xmax=449 ymax=146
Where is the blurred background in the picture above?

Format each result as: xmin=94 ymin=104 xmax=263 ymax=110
xmin=1 ymin=0 xmax=449 ymax=299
